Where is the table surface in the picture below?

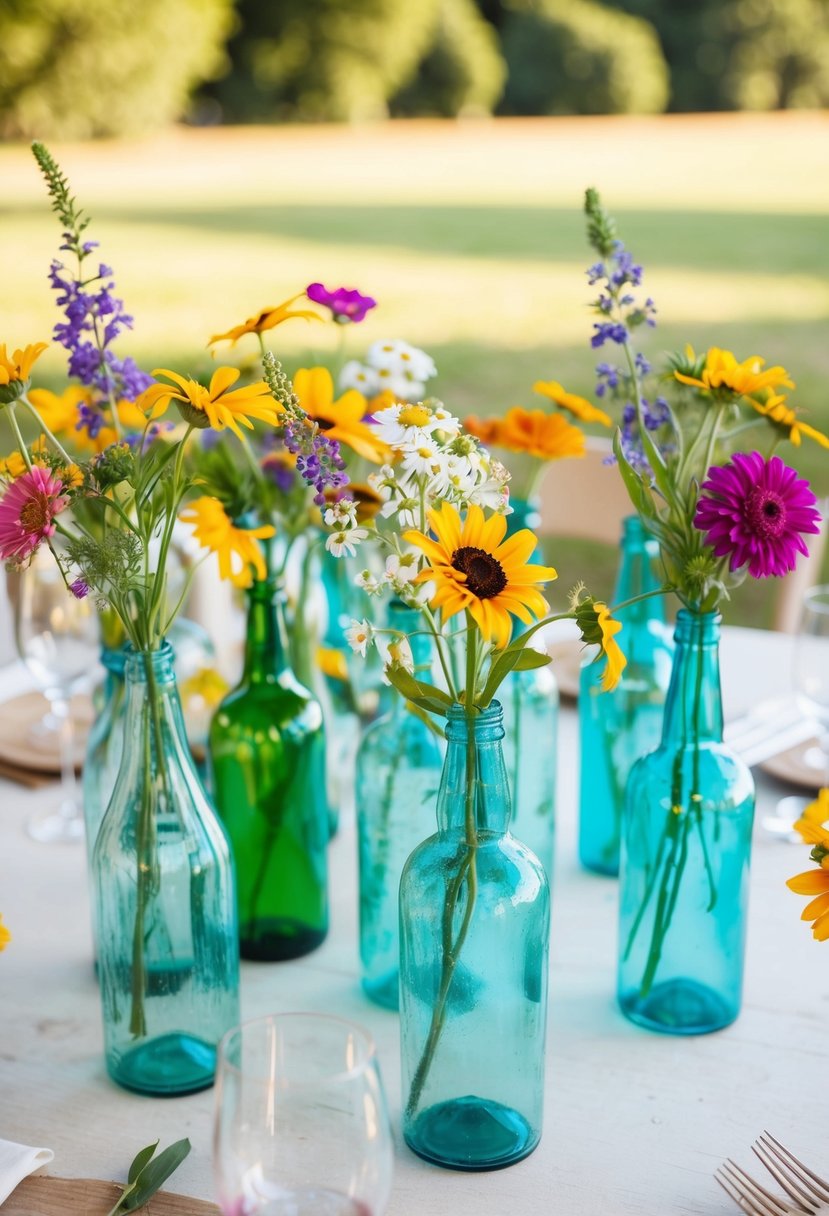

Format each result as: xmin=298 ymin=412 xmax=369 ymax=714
xmin=1 ymin=626 xmax=827 ymax=1216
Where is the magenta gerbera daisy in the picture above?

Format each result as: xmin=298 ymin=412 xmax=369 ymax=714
xmin=306 ymin=282 xmax=377 ymax=324
xmin=0 ymin=465 xmax=69 ymax=563
xmin=694 ymin=451 xmax=821 ymax=578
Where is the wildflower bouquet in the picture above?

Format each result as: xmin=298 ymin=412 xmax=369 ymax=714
xmin=578 ymin=189 xmax=824 ymax=1026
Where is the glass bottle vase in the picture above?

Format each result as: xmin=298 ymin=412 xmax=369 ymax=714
xmin=617 ymin=610 xmax=755 ymax=1034
xmin=208 ymin=577 xmax=329 ymax=961
xmin=578 ymin=515 xmax=674 ymax=876
xmin=356 ymin=602 xmax=443 ymax=1009
xmin=93 ymin=644 xmax=240 ymax=1095
xmin=83 ymin=643 xmax=128 ymax=868
xmin=500 ymin=495 xmax=557 ymax=880
xmin=400 ymin=702 xmax=549 ymax=1171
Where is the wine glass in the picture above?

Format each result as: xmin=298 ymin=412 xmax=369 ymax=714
xmin=794 ymin=585 xmax=829 ymax=782
xmin=13 ymin=548 xmax=98 ymax=843
xmin=214 ymin=1013 xmax=394 ymax=1216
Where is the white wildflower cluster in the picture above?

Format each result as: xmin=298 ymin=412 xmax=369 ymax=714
xmin=340 ymin=339 xmax=437 ymax=403
xmin=323 ymin=397 xmax=511 ymax=613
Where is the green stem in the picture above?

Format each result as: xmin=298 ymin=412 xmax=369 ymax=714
xmin=6 ymin=406 xmax=35 ymax=474
xmin=20 ymin=396 xmax=73 ymax=465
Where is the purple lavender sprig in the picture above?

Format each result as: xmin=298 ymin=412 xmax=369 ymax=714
xmin=261 ymin=351 xmax=349 ymax=504
xmin=32 ymin=141 xmax=152 ymax=403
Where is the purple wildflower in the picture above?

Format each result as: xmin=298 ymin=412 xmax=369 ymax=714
xmin=694 ymin=452 xmax=821 ymax=579
xmin=69 ymin=578 xmax=89 ymax=599
xmin=586 ymin=262 xmax=605 ymax=285
xmin=595 ymin=362 xmax=621 ymax=397
xmin=48 ymin=258 xmax=152 ymax=401
xmin=261 ymin=453 xmax=297 ymax=493
xmin=306 ymin=283 xmax=377 ymax=324
xmin=76 ymin=401 xmax=106 ymax=439
xmin=609 ymin=245 xmax=643 ymax=288
xmin=591 ymin=322 xmax=628 ymax=349
xmin=282 ymin=418 xmax=348 ymax=504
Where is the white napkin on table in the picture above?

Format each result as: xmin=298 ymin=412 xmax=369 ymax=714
xmin=0 ymin=1137 xmax=54 ymax=1206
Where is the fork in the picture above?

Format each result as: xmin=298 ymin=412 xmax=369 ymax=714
xmin=716 ymin=1132 xmax=829 ymax=1215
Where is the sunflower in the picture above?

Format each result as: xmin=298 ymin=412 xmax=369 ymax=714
xmin=208 ymin=293 xmax=322 ymax=347
xmin=494 ymin=407 xmax=586 ymax=461
xmin=532 ymin=380 xmax=612 ymax=427
xmin=294 ymin=366 xmax=390 ymax=464
xmin=404 ymin=502 xmax=556 ymax=650
xmin=0 ymin=342 xmax=48 ymax=387
xmin=675 ymin=347 xmax=794 ymax=397
xmin=138 ymin=368 xmax=278 ymax=440
xmin=180 ymin=496 xmax=275 ymax=588
xmin=573 ymin=597 xmax=627 ymax=691
xmin=787 ymin=857 xmax=829 ymax=941
xmin=747 ymin=391 xmax=829 ymax=451
xmin=794 ymin=788 xmax=829 ymax=846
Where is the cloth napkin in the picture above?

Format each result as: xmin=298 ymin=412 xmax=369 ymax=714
xmin=0 ymin=1138 xmax=53 ymax=1206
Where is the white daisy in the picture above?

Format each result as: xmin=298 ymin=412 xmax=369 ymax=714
xmin=339 ymin=359 xmax=379 ymax=396
xmin=325 ymin=527 xmax=368 ymax=557
xmin=374 ymin=402 xmax=444 ymax=448
xmin=400 ymin=440 xmax=447 ymax=480
xmin=355 ymin=568 xmax=382 ymax=595
xmin=385 ymin=550 xmax=420 ymax=584
xmin=345 ymin=618 xmax=374 ymax=657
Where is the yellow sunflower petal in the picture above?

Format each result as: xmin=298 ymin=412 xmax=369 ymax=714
xmin=786 ymin=869 xmax=829 ymax=896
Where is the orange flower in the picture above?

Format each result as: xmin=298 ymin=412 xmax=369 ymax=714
xmin=532 ymin=380 xmax=612 ymax=427
xmin=208 ymin=293 xmax=322 ymax=348
xmin=464 ymin=414 xmax=505 ymax=446
xmin=494 ymin=407 xmax=586 ymax=461
xmin=787 ymin=861 xmax=829 ymax=941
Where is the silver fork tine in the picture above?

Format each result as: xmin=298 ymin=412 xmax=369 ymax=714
xmin=716 ymin=1167 xmax=778 ymax=1216
xmin=761 ymin=1134 xmax=829 ymax=1203
xmin=720 ymin=1159 xmax=794 ymax=1216
xmin=752 ymin=1139 xmax=818 ymax=1211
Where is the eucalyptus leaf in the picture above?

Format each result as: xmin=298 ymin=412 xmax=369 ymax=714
xmin=127 ymin=1141 xmax=159 ymax=1185
xmin=105 ymin=1137 xmax=192 ymax=1216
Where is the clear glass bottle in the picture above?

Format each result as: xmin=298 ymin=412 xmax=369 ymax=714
xmin=617 ymin=610 xmax=755 ymax=1034
xmin=500 ymin=496 xmax=558 ymax=881
xmin=93 ymin=643 xmax=239 ymax=1095
xmin=400 ymin=702 xmax=549 ymax=1171
xmin=356 ymin=602 xmax=443 ymax=1009
xmin=208 ymin=577 xmax=329 ymax=961
xmin=578 ymin=516 xmax=674 ymax=876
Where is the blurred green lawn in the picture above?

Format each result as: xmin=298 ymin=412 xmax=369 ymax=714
xmin=1 ymin=115 xmax=827 ymax=622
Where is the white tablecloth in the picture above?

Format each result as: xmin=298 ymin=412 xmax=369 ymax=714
xmin=1 ymin=627 xmax=827 ymax=1215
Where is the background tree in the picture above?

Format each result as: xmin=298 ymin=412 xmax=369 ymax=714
xmin=0 ymin=0 xmax=233 ymax=139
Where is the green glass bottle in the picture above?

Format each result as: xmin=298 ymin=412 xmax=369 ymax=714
xmin=208 ymin=577 xmax=329 ymax=961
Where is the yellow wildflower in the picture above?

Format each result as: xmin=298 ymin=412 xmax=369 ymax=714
xmin=0 ymin=342 xmax=48 ymax=386
xmin=208 ymin=293 xmax=322 ymax=348
xmin=0 ymin=915 xmax=10 ymax=951
xmin=675 ymin=346 xmax=794 ymax=397
xmin=532 ymin=380 xmax=612 ymax=427
xmin=574 ymin=597 xmax=628 ymax=692
xmin=139 ymin=368 xmax=279 ymax=440
xmin=747 ymin=391 xmax=829 ymax=451
xmin=180 ymin=496 xmax=275 ymax=588
xmin=317 ymin=647 xmax=349 ymax=682
xmin=294 ymin=367 xmax=390 ymax=464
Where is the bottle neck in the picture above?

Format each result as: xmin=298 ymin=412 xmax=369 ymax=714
xmin=661 ymin=610 xmax=723 ymax=744
xmin=243 ymin=579 xmax=290 ymax=683
xmin=100 ymin=643 xmax=128 ymax=680
xmin=613 ymin=515 xmax=665 ymax=625
xmin=437 ymin=702 xmax=510 ymax=834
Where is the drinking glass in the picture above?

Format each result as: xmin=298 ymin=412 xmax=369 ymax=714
xmin=214 ymin=1013 xmax=393 ymax=1216
xmin=14 ymin=549 xmax=98 ymax=843
xmin=794 ymin=585 xmax=829 ymax=779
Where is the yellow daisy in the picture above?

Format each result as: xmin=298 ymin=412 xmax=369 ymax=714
xmin=138 ymin=368 xmax=279 ymax=440
xmin=0 ymin=342 xmax=48 ymax=387
xmin=532 ymin=380 xmax=612 ymax=427
xmin=28 ymin=387 xmax=150 ymax=453
xmin=747 ymin=391 xmax=829 ymax=451
xmin=787 ymin=856 xmax=829 ymax=941
xmin=180 ymin=496 xmax=276 ymax=588
xmin=675 ymin=347 xmax=794 ymax=397
xmin=294 ymin=367 xmax=390 ymax=464
xmin=404 ymin=502 xmax=557 ymax=650
xmin=317 ymin=647 xmax=349 ymax=682
xmin=794 ymin=787 xmax=829 ymax=846
xmin=574 ymin=597 xmax=628 ymax=691
xmin=208 ymin=293 xmax=322 ymax=347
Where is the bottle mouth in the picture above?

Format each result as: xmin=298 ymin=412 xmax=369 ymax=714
xmin=674 ymin=608 xmax=722 ymax=645
xmin=445 ymin=701 xmax=505 ymax=742
xmin=123 ymin=640 xmax=176 ymax=681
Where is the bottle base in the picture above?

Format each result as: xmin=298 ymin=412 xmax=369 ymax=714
xmin=240 ymin=919 xmax=327 ymax=961
xmin=109 ymin=1031 xmax=216 ymax=1096
xmin=361 ymin=969 xmax=399 ymax=1010
xmin=619 ymin=977 xmax=737 ymax=1035
xmin=580 ymin=854 xmax=619 ymax=878
xmin=404 ymin=1095 xmax=539 ymax=1171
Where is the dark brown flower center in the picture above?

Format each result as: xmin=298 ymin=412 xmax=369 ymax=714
xmin=451 ymin=545 xmax=507 ymax=599
xmin=745 ymin=487 xmax=786 ymax=539
xmin=19 ymin=495 xmax=49 ymax=533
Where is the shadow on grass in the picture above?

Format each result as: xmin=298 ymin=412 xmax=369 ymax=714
xmin=6 ymin=202 xmax=827 ymax=277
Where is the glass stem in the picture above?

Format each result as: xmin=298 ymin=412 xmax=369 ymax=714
xmin=51 ymin=695 xmax=78 ymax=815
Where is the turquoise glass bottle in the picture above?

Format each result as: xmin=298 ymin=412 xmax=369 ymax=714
xmin=400 ymin=702 xmax=549 ymax=1171
xmin=500 ymin=496 xmax=558 ymax=880
xmin=209 ymin=577 xmax=329 ymax=961
xmin=617 ymin=610 xmax=755 ymax=1034
xmin=93 ymin=644 xmax=239 ymax=1095
xmin=83 ymin=643 xmax=127 ymax=866
xmin=578 ymin=516 xmax=674 ymax=876
xmin=356 ymin=602 xmax=443 ymax=1009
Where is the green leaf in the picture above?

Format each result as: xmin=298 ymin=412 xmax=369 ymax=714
xmin=123 ymin=1138 xmax=191 ymax=1211
xmin=511 ymin=648 xmax=552 ymax=672
xmin=385 ymin=663 xmax=453 ymax=708
xmin=127 ymin=1141 xmax=159 ymax=1185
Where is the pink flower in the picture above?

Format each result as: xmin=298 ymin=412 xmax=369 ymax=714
xmin=0 ymin=466 xmax=68 ymax=563
xmin=694 ymin=451 xmax=821 ymax=578
xmin=306 ymin=282 xmax=376 ymax=323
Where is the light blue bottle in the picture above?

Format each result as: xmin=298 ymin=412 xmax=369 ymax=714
xmin=578 ymin=516 xmax=673 ymax=875
xmin=400 ymin=701 xmax=549 ymax=1170
xmin=94 ymin=643 xmax=239 ymax=1094
xmin=356 ymin=602 xmax=443 ymax=1009
xmin=617 ymin=610 xmax=755 ymax=1034
xmin=500 ymin=496 xmax=558 ymax=881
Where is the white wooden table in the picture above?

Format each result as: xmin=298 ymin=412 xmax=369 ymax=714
xmin=1 ymin=627 xmax=827 ymax=1215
